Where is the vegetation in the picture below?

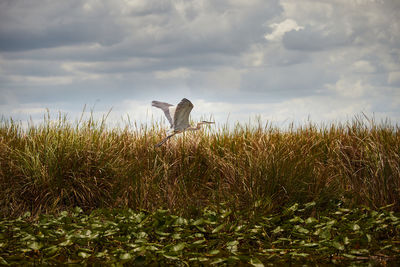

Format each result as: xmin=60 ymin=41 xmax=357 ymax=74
xmin=0 ymin=203 xmax=399 ymax=265
xmin=0 ymin=112 xmax=399 ymax=264
xmin=0 ymin=113 xmax=399 ymax=217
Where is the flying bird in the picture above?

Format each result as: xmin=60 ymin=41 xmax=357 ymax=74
xmin=152 ymin=98 xmax=214 ymax=147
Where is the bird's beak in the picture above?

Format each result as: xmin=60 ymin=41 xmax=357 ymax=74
xmin=202 ymin=121 xmax=215 ymax=124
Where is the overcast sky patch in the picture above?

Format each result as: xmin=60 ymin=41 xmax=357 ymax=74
xmin=0 ymin=0 xmax=399 ymax=128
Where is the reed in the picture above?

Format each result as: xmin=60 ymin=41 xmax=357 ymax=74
xmin=0 ymin=113 xmax=399 ymax=217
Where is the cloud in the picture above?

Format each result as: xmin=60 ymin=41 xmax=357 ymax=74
xmin=264 ymin=19 xmax=304 ymax=41
xmin=0 ymin=0 xmax=399 ymax=127
xmin=388 ymin=71 xmax=400 ymax=86
xmin=325 ymin=78 xmax=368 ymax=98
xmin=282 ymin=27 xmax=354 ymax=51
xmin=0 ymin=1 xmax=126 ymax=52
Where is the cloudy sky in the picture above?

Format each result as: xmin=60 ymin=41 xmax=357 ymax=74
xmin=1 ymin=0 xmax=399 ymax=128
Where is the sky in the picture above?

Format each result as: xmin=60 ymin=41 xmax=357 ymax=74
xmin=1 ymin=0 xmax=399 ymax=128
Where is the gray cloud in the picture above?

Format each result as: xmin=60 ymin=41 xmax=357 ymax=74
xmin=0 ymin=1 xmax=125 ymax=52
xmin=282 ymin=27 xmax=354 ymax=51
xmin=0 ymin=0 xmax=399 ymax=126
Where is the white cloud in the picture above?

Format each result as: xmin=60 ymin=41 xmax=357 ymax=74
xmin=325 ymin=78 xmax=368 ymax=98
xmin=264 ymin=19 xmax=304 ymax=41
xmin=351 ymin=60 xmax=375 ymax=73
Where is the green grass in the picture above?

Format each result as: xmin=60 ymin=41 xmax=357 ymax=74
xmin=0 ymin=113 xmax=399 ymax=217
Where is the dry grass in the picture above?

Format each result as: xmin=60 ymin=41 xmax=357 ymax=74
xmin=0 ymin=113 xmax=399 ymax=217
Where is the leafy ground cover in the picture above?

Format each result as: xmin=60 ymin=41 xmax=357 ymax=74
xmin=1 ymin=202 xmax=399 ymax=266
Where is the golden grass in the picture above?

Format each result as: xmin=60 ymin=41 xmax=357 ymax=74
xmin=0 ymin=113 xmax=399 ymax=217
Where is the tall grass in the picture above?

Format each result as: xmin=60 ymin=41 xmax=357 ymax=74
xmin=0 ymin=113 xmax=399 ymax=217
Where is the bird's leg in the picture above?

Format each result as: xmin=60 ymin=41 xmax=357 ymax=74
xmin=155 ymin=133 xmax=176 ymax=147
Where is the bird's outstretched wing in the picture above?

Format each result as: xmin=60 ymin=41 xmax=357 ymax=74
xmin=173 ymin=98 xmax=193 ymax=131
xmin=152 ymin=101 xmax=174 ymax=127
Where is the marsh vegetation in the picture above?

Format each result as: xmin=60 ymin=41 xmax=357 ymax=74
xmin=0 ymin=113 xmax=399 ymax=265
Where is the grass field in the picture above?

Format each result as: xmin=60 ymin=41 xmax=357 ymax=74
xmin=0 ymin=113 xmax=399 ymax=265
xmin=1 ymin=113 xmax=399 ymax=217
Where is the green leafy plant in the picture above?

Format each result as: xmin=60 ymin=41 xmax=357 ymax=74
xmin=0 ymin=203 xmax=399 ymax=265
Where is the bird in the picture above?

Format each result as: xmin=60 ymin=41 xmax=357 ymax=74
xmin=152 ymin=98 xmax=214 ymax=147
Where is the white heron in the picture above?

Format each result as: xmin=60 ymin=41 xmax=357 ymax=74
xmin=152 ymin=98 xmax=214 ymax=147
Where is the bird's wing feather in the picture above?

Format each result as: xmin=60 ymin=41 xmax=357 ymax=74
xmin=152 ymin=101 xmax=174 ymax=127
xmin=173 ymin=98 xmax=193 ymax=131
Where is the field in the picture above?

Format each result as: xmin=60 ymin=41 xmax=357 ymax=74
xmin=0 ymin=113 xmax=399 ymax=265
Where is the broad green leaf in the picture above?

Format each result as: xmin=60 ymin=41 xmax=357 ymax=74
xmin=192 ymin=239 xmax=206 ymax=245
xmin=120 ymin=253 xmax=132 ymax=260
xmin=366 ymin=233 xmax=372 ymax=242
xmin=155 ymin=230 xmax=170 ymax=236
xmin=272 ymin=226 xmax=283 ymax=234
xmin=289 ymin=252 xmax=309 ymax=257
xmin=0 ymin=256 xmax=8 ymax=265
xmin=305 ymin=217 xmax=317 ymax=224
xmin=221 ymin=210 xmax=232 ymax=219
xmin=172 ymin=233 xmax=181 ymax=239
xmin=380 ymin=244 xmax=392 ymax=250
xmin=173 ymin=217 xmax=187 ymax=226
xmin=332 ymin=241 xmax=344 ymax=250
xmin=249 ymin=257 xmax=264 ymax=267
xmin=60 ymin=211 xmax=68 ymax=217
xmin=171 ymin=242 xmax=186 ymax=252
xmin=226 ymin=240 xmax=238 ymax=252
xmin=351 ymin=223 xmax=360 ymax=231
xmin=318 ymin=229 xmax=331 ymax=239
xmin=74 ymin=207 xmax=83 ymax=213
xmin=326 ymin=219 xmax=336 ymax=226
xmin=78 ymin=251 xmax=90 ymax=258
xmin=163 ymin=254 xmax=180 ymax=260
xmin=210 ymin=258 xmax=227 ymax=265
xmin=192 ymin=218 xmax=204 ymax=226
xmin=146 ymin=245 xmax=159 ymax=251
xmin=189 ymin=257 xmax=209 ymax=262
xmin=339 ymin=208 xmax=350 ymax=213
xmin=43 ymin=245 xmax=58 ymax=256
xmin=59 ymin=239 xmax=73 ymax=246
xmin=208 ymin=249 xmax=220 ymax=255
xmin=285 ymin=203 xmax=299 ymax=213
xmin=304 ymin=201 xmax=316 ymax=209
xmin=28 ymin=241 xmax=42 ymax=250
xmin=350 ymin=249 xmax=369 ymax=255
xmin=234 ymin=225 xmax=244 ymax=232
xmin=212 ymin=224 xmax=225 ymax=234
xmin=289 ymin=216 xmax=304 ymax=223
xmin=195 ymin=226 xmax=207 ymax=232
xmin=95 ymin=251 xmax=108 ymax=258
xmin=295 ymin=226 xmax=309 ymax=234
xmin=226 ymin=240 xmax=239 ymax=247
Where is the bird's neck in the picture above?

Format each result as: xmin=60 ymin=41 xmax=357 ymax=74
xmin=187 ymin=123 xmax=202 ymax=131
